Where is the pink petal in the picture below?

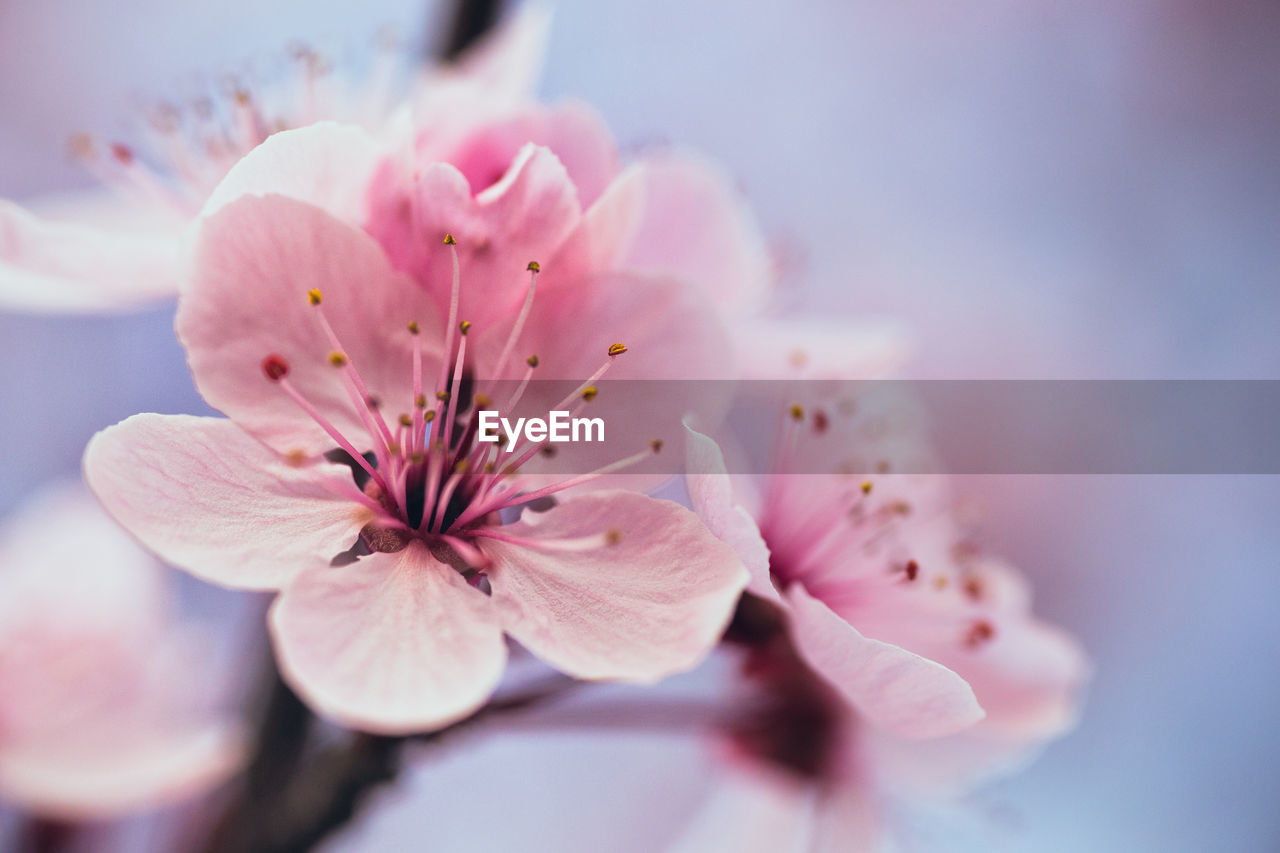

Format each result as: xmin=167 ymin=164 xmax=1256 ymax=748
xmin=0 ymin=722 xmax=243 ymax=820
xmin=571 ymin=151 xmax=770 ymax=313
xmin=201 ymin=122 xmax=385 ymax=224
xmin=270 ymin=544 xmax=507 ymax=734
xmin=786 ymin=585 xmax=985 ymax=739
xmin=683 ymin=424 xmax=775 ymax=600
xmin=84 ymin=414 xmax=368 ymax=590
xmin=0 ymin=198 xmax=179 ymax=313
xmin=484 ymin=490 xmax=748 ymax=682
xmin=366 ymin=144 xmax=582 ymax=333
xmin=429 ymin=101 xmax=618 ymax=206
xmin=179 ymin=193 xmax=439 ymax=457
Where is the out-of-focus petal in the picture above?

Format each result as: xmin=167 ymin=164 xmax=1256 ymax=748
xmin=684 ymin=424 xmax=775 ymax=600
xmin=787 ymin=585 xmax=985 ymax=740
xmin=0 ymin=199 xmax=179 ymax=313
xmin=201 ymin=122 xmax=385 ymax=223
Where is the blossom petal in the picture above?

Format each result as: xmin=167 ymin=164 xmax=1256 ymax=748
xmin=0 ymin=199 xmax=179 ymax=313
xmin=202 ymin=122 xmax=384 ymax=223
xmin=570 ymin=151 xmax=770 ymax=313
xmin=270 ymin=543 xmax=507 ymax=734
xmin=367 ymin=144 xmax=582 ymax=333
xmin=484 ymin=490 xmax=748 ymax=682
xmin=0 ymin=721 xmax=243 ymax=820
xmin=684 ymin=424 xmax=775 ymax=600
xmin=787 ymin=585 xmax=985 ymax=739
xmin=84 ymin=414 xmax=367 ymax=590
xmin=433 ymin=101 xmax=618 ymax=206
xmin=179 ymin=193 xmax=439 ymax=457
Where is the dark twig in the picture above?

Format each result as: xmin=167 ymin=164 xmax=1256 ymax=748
xmin=439 ymin=0 xmax=505 ymax=61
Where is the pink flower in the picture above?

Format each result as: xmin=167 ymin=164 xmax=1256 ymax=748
xmin=0 ymin=484 xmax=243 ymax=819
xmin=0 ymin=7 xmax=550 ymax=313
xmin=681 ymin=421 xmax=1087 ymax=848
xmin=83 ymin=176 xmax=749 ymax=734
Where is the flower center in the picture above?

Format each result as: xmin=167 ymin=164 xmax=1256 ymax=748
xmin=260 ymin=235 xmax=656 ymax=571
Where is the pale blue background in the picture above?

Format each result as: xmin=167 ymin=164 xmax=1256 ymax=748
xmin=1 ymin=1 xmax=1277 ymax=850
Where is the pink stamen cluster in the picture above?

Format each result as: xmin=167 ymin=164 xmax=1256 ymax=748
xmin=260 ymin=235 xmax=653 ymax=568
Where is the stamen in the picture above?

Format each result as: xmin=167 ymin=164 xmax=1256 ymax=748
xmin=457 ymin=440 xmax=662 ymax=527
xmin=551 ymin=343 xmax=628 ymax=411
xmin=492 ymin=263 xmax=540 ymax=379
xmin=267 ymin=371 xmax=396 ymax=506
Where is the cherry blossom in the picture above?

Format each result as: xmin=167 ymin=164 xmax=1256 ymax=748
xmin=0 ymin=484 xmax=243 ymax=819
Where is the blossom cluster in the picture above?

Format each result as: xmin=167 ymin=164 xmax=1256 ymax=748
xmin=0 ymin=8 xmax=1085 ymax=851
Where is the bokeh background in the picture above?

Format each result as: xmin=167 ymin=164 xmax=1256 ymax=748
xmin=2 ymin=0 xmax=1278 ymax=850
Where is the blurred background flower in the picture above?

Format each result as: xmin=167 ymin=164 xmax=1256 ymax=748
xmin=1 ymin=0 xmax=1278 ymax=850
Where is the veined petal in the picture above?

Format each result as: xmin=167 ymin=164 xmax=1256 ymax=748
xmin=786 ymin=585 xmax=985 ymax=740
xmin=484 ymin=490 xmax=748 ymax=682
xmin=84 ymin=414 xmax=367 ymax=590
xmin=0 ymin=199 xmax=179 ymax=313
xmin=179 ymin=193 xmax=439 ymax=457
xmin=270 ymin=543 xmax=507 ymax=734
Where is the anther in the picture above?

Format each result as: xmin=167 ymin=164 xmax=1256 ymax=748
xmin=327 ymin=350 xmax=348 ymax=367
xmin=650 ymin=439 xmax=664 ymax=454
xmin=526 ymin=354 xmax=540 ymax=368
xmin=474 ymin=393 xmax=492 ymax=409
xmin=607 ymin=342 xmax=628 ymax=357
xmin=459 ymin=320 xmax=472 ymax=336
xmin=308 ymin=289 xmax=323 ymax=306
xmin=581 ymin=386 xmax=598 ymax=402
xmin=109 ymin=143 xmax=134 ymax=165
xmin=860 ymin=481 xmax=873 ymax=495
xmin=415 ymin=394 xmax=427 ymax=408
xmin=443 ymin=233 xmax=456 ymax=245
xmin=262 ymin=354 xmax=290 ymax=381
xmin=398 ymin=414 xmax=413 ymax=427
xmin=365 ymin=395 xmax=381 ymax=410
xmin=789 ymin=404 xmax=805 ymax=421
xmin=605 ymin=529 xmax=623 ymax=546
xmin=527 ymin=261 xmax=541 ymax=272
xmin=436 ymin=390 xmax=451 ymax=402
xmin=965 ymin=620 xmax=995 ymax=648
xmin=407 ymin=320 xmax=420 ymax=335
xmin=423 ymin=410 xmax=436 ymax=423
xmin=904 ymin=560 xmax=919 ymax=581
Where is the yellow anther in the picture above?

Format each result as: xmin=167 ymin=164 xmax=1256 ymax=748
xmin=581 ymin=386 xmax=598 ymax=402
xmin=474 ymin=393 xmax=492 ymax=409
xmin=526 ymin=354 xmax=539 ymax=368
xmin=527 ymin=261 xmax=541 ymax=273
xmin=453 ymin=459 xmax=470 ymax=473
xmin=861 ymin=481 xmax=873 ymax=495
xmin=459 ymin=320 xmax=472 ymax=336
xmin=605 ymin=528 xmax=623 ymax=546
xmin=607 ymin=342 xmax=628 ymax=357
xmin=789 ymin=404 xmax=805 ymax=421
xmin=308 ymin=289 xmax=323 ymax=306
xmin=650 ymin=439 xmax=664 ymax=454
xmin=443 ymin=233 xmax=456 ymax=245
xmin=407 ymin=320 xmax=420 ymax=335
xmin=327 ymin=351 xmax=348 ymax=367
xmin=398 ymin=414 xmax=413 ymax=427
xmin=437 ymin=390 xmax=451 ymax=402
xmin=415 ymin=394 xmax=427 ymax=408
xmin=423 ymin=410 xmax=436 ymax=422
